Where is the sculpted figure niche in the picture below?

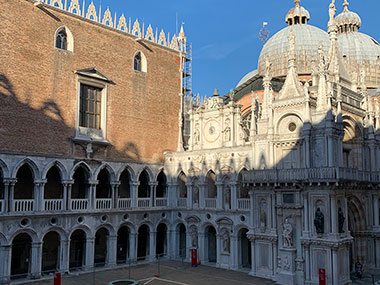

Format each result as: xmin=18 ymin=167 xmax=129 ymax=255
xmin=314 ymin=208 xmax=325 ymax=235
xmin=338 ymin=207 xmax=345 ymax=233
xmin=282 ymin=218 xmax=293 ymax=248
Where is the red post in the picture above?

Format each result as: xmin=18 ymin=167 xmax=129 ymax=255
xmin=191 ymin=248 xmax=198 ymax=267
xmin=54 ymin=272 xmax=61 ymax=285
xmin=319 ymin=268 xmax=326 ymax=285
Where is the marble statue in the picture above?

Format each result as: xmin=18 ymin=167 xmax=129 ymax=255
xmin=314 ymin=208 xmax=325 ymax=234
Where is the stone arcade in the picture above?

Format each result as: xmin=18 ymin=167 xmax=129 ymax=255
xmin=0 ymin=0 xmax=380 ymax=284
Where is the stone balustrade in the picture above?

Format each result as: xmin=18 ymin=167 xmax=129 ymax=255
xmin=44 ymin=199 xmax=64 ymax=211
xmin=244 ymin=167 xmax=380 ymax=184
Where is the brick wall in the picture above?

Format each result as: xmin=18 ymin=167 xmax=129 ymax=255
xmin=0 ymin=0 xmax=181 ymax=162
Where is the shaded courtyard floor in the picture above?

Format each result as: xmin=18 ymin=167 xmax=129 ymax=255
xmin=26 ymin=260 xmax=276 ymax=285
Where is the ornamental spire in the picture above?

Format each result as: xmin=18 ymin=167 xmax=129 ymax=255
xmin=343 ymin=0 xmax=349 ymax=12
xmin=294 ymin=0 xmax=300 ymax=7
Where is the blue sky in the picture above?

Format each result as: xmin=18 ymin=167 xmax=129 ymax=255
xmin=98 ymin=0 xmax=380 ymax=97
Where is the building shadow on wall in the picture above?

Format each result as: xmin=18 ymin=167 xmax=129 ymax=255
xmin=0 ymin=74 xmax=141 ymax=162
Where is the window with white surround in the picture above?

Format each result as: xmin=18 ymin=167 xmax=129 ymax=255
xmin=54 ymin=26 xmax=74 ymax=52
xmin=133 ymin=51 xmax=147 ymax=72
xmin=74 ymin=68 xmax=112 ymax=142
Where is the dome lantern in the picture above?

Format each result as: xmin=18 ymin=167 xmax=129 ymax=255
xmin=335 ymin=0 xmax=361 ymax=33
xmin=285 ymin=0 xmax=310 ymax=26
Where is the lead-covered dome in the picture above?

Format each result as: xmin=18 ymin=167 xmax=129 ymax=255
xmin=258 ymin=0 xmax=330 ymax=78
xmin=336 ymin=0 xmax=380 ymax=88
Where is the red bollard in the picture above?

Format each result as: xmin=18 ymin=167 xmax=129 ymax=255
xmin=191 ymin=248 xmax=198 ymax=267
xmin=54 ymin=272 xmax=61 ymax=285
xmin=319 ymin=268 xmax=326 ymax=285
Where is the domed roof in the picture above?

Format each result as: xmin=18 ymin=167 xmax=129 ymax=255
xmin=258 ymin=24 xmax=330 ymax=78
xmin=335 ymin=0 xmax=380 ymax=88
xmin=335 ymin=0 xmax=361 ymax=32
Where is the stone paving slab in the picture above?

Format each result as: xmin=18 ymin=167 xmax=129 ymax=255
xmin=29 ymin=260 xmax=276 ymax=285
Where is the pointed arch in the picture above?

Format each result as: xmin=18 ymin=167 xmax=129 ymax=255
xmin=133 ymin=50 xmax=147 ymax=73
xmin=0 ymin=159 xmax=9 ymax=178
xmin=136 ymin=166 xmax=153 ymax=182
xmin=42 ymin=160 xmax=68 ymax=180
xmin=54 ymin=26 xmax=74 ymax=52
xmin=12 ymin=158 xmax=40 ymax=180
xmin=93 ymin=163 xmax=116 ymax=182
xmin=69 ymin=161 xmax=92 ymax=180
xmin=116 ymin=165 xmax=135 ymax=182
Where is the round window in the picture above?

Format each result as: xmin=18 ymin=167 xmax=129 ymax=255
xmin=288 ymin=122 xmax=297 ymax=132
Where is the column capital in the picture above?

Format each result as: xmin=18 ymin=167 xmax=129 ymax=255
xmin=149 ymin=182 xmax=158 ymax=187
xmin=88 ymin=180 xmax=99 ymax=185
xmin=62 ymin=180 xmax=74 ymax=185
xmin=132 ymin=181 xmax=140 ymax=187
xmin=34 ymin=179 xmax=47 ymax=186
xmin=3 ymin=178 xmax=17 ymax=185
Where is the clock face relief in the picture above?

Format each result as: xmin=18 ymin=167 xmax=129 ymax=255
xmin=204 ymin=120 xmax=220 ymax=143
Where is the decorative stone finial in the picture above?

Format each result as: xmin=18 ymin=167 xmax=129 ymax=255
xmin=213 ymin=88 xmax=220 ymax=97
xmin=343 ymin=0 xmax=349 ymax=12
xmin=294 ymin=0 xmax=300 ymax=7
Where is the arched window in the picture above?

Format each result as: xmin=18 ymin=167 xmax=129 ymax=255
xmin=133 ymin=51 xmax=147 ymax=73
xmin=134 ymin=52 xmax=142 ymax=71
xmin=54 ymin=27 xmax=74 ymax=52
xmin=56 ymin=29 xmax=67 ymax=50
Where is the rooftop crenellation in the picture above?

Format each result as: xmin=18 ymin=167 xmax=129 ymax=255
xmin=35 ymin=0 xmax=187 ymax=53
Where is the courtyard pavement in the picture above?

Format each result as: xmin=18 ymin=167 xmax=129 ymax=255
xmin=27 ymin=260 xmax=276 ymax=285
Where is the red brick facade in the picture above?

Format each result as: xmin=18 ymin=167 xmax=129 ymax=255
xmin=0 ymin=0 xmax=181 ymax=162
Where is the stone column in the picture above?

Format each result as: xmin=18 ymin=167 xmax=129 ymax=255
xmin=216 ymin=182 xmax=223 ymax=210
xmin=2 ymin=180 xmax=10 ymax=213
xmin=0 ymin=245 xmax=11 ymax=282
xmin=8 ymin=180 xmax=16 ymax=212
xmin=328 ymin=136 xmax=334 ymax=167
xmin=305 ymin=245 xmax=311 ymax=282
xmin=303 ymin=192 xmax=310 ymax=234
xmin=370 ymin=145 xmax=376 ymax=171
xmin=332 ymin=247 xmax=338 ymax=285
xmin=131 ymin=182 xmax=139 ymax=209
xmin=249 ymin=189 xmax=255 ymax=228
xmin=168 ymin=230 xmax=175 ymax=259
xmin=231 ymin=235 xmax=238 ymax=270
xmin=373 ymin=194 xmax=379 ymax=228
xmin=199 ymin=183 xmax=206 ymax=209
xmin=230 ymin=182 xmax=238 ymax=211
xmin=89 ymin=181 xmax=98 ymax=210
xmin=330 ymin=195 xmax=337 ymax=234
xmin=108 ymin=235 xmax=117 ymax=266
xmin=305 ymin=136 xmax=311 ymax=168
xmin=198 ymin=233 xmax=206 ymax=263
xmin=375 ymin=239 xmax=380 ymax=269
xmin=250 ymin=240 xmax=256 ymax=275
xmin=60 ymin=239 xmax=69 ymax=273
xmin=186 ymin=182 xmax=192 ymax=209
xmin=129 ymin=233 xmax=137 ymax=262
xmin=85 ymin=238 xmax=95 ymax=271
xmin=216 ymin=234 xmax=221 ymax=267
xmin=111 ymin=182 xmax=120 ymax=209
xmin=30 ymin=242 xmax=42 ymax=279
xmin=35 ymin=179 xmax=47 ymax=212
xmin=150 ymin=182 xmax=157 ymax=208
xmin=62 ymin=180 xmax=73 ymax=211
xmin=168 ymin=182 xmax=177 ymax=208
xmin=150 ymin=231 xmax=156 ymax=261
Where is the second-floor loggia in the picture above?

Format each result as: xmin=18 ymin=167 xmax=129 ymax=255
xmin=174 ymin=170 xmax=251 ymax=212
xmin=0 ymin=161 xmax=170 ymax=214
